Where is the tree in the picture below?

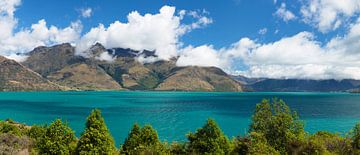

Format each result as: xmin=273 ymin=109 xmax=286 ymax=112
xmin=300 ymin=131 xmax=352 ymax=155
xmin=27 ymin=125 xmax=46 ymax=141
xmin=352 ymin=122 xmax=360 ymax=153
xmin=120 ymin=123 xmax=167 ymax=154
xmin=121 ymin=123 xmax=141 ymax=153
xmin=187 ymin=118 xmax=231 ymax=154
xmin=249 ymin=98 xmax=305 ymax=153
xmin=36 ymin=119 xmax=76 ymax=154
xmin=76 ymin=109 xmax=117 ymax=155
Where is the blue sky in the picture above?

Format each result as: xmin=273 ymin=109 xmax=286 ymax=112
xmin=1 ymin=0 xmax=360 ymax=79
xmin=15 ymin=0 xmax=317 ymax=47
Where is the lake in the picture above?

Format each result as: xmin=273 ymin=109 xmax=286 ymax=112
xmin=0 ymin=91 xmax=359 ymax=145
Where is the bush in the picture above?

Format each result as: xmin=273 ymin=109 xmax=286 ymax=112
xmin=249 ymin=98 xmax=305 ymax=153
xmin=27 ymin=125 xmax=46 ymax=141
xmin=187 ymin=118 xmax=231 ymax=154
xmin=0 ymin=121 xmax=22 ymax=136
xmin=36 ymin=119 xmax=76 ymax=154
xmin=351 ymin=122 xmax=360 ymax=154
xmin=120 ymin=123 xmax=168 ymax=154
xmin=76 ymin=109 xmax=117 ymax=154
xmin=169 ymin=142 xmax=187 ymax=154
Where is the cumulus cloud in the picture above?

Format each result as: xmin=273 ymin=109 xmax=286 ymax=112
xmin=275 ymin=3 xmax=296 ymax=22
xmin=95 ymin=52 xmax=115 ymax=62
xmin=81 ymin=8 xmax=92 ymax=18
xmin=0 ymin=0 xmax=81 ymax=57
xmin=301 ymin=0 xmax=360 ymax=33
xmin=176 ymin=45 xmax=226 ymax=68
xmin=177 ymin=18 xmax=360 ymax=79
xmin=76 ymin=6 xmax=212 ymax=60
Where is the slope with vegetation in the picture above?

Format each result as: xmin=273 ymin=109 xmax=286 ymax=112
xmin=0 ymin=56 xmax=65 ymax=91
xmin=1 ymin=99 xmax=360 ymax=154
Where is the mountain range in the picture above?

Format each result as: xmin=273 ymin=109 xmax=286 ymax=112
xmin=1 ymin=43 xmax=360 ymax=92
xmin=0 ymin=43 xmax=243 ymax=92
xmin=232 ymin=75 xmax=360 ymax=92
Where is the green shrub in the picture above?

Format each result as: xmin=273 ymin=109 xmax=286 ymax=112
xmin=0 ymin=121 xmax=22 ymax=136
xmin=27 ymin=125 xmax=46 ymax=141
xmin=76 ymin=109 xmax=117 ymax=155
xmin=120 ymin=123 xmax=168 ymax=154
xmin=36 ymin=119 xmax=76 ymax=154
xmin=169 ymin=142 xmax=187 ymax=155
xmin=187 ymin=118 xmax=231 ymax=154
xmin=249 ymin=98 xmax=305 ymax=153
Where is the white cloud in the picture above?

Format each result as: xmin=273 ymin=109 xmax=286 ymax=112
xmin=76 ymin=6 xmax=212 ymax=61
xmin=0 ymin=0 xmax=81 ymax=57
xmin=275 ymin=3 xmax=296 ymax=22
xmin=81 ymin=8 xmax=92 ymax=18
xmin=176 ymin=45 xmax=226 ymax=68
xmin=301 ymin=0 xmax=360 ymax=33
xmin=95 ymin=52 xmax=115 ymax=62
xmin=177 ymin=20 xmax=360 ymax=79
xmin=4 ymin=54 xmax=28 ymax=62
xmin=0 ymin=0 xmax=21 ymax=40
xmin=258 ymin=28 xmax=267 ymax=35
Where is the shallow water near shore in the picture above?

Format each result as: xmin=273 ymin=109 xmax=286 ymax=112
xmin=0 ymin=91 xmax=359 ymax=145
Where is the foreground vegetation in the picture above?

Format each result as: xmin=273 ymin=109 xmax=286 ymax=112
xmin=1 ymin=98 xmax=360 ymax=154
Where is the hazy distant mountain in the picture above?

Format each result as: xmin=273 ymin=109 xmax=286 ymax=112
xmin=232 ymin=76 xmax=360 ymax=92
xmin=0 ymin=56 xmax=65 ymax=91
xmin=231 ymin=75 xmax=265 ymax=85
xmin=15 ymin=43 xmax=243 ymax=92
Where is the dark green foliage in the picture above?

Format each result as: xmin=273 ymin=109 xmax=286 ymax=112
xmin=36 ymin=119 xmax=76 ymax=155
xmin=249 ymin=98 xmax=305 ymax=153
xmin=169 ymin=142 xmax=187 ymax=154
xmin=352 ymin=122 xmax=360 ymax=153
xmin=232 ymin=132 xmax=280 ymax=155
xmin=27 ymin=125 xmax=46 ymax=141
xmin=0 ymin=121 xmax=22 ymax=136
xmin=121 ymin=123 xmax=141 ymax=153
xmin=299 ymin=131 xmax=352 ymax=154
xmin=120 ymin=123 xmax=168 ymax=154
xmin=187 ymin=118 xmax=231 ymax=154
xmin=247 ymin=132 xmax=280 ymax=155
xmin=232 ymin=136 xmax=250 ymax=154
xmin=76 ymin=109 xmax=117 ymax=155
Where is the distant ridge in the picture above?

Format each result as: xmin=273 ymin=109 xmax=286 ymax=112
xmin=232 ymin=75 xmax=360 ymax=92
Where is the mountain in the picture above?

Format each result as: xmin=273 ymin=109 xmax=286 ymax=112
xmin=22 ymin=43 xmax=85 ymax=77
xmin=233 ymin=77 xmax=360 ymax=92
xmin=231 ymin=75 xmax=265 ymax=85
xmin=18 ymin=43 xmax=242 ymax=92
xmin=0 ymin=56 xmax=65 ymax=91
xmin=46 ymin=63 xmax=123 ymax=90
xmin=156 ymin=66 xmax=242 ymax=91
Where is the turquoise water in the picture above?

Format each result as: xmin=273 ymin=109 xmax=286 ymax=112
xmin=0 ymin=91 xmax=359 ymax=145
